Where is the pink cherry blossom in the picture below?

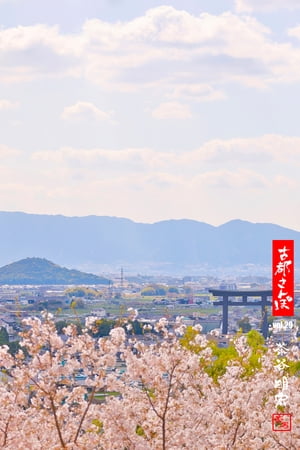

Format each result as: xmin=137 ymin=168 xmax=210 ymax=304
xmin=0 ymin=315 xmax=298 ymax=449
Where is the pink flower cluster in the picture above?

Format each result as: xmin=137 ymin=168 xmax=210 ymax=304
xmin=0 ymin=315 xmax=299 ymax=449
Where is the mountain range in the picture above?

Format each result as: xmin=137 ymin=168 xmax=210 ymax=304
xmin=0 ymin=211 xmax=299 ymax=272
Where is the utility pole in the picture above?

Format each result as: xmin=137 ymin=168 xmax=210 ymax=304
xmin=121 ymin=267 xmax=124 ymax=290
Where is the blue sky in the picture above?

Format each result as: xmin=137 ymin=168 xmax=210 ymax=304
xmin=1 ymin=0 xmax=300 ymax=229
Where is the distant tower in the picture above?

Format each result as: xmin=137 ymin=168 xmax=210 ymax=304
xmin=121 ymin=267 xmax=124 ymax=290
xmin=188 ymin=289 xmax=194 ymax=304
xmin=108 ymin=280 xmax=112 ymax=299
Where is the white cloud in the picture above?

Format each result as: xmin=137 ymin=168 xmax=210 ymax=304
xmin=0 ymin=23 xmax=80 ymax=56
xmin=32 ymin=134 xmax=300 ymax=172
xmin=61 ymin=102 xmax=113 ymax=122
xmin=79 ymin=9 xmax=275 ymax=90
xmin=151 ymin=102 xmax=192 ymax=119
xmin=1 ymin=7 xmax=300 ymax=92
xmin=0 ymin=99 xmax=19 ymax=110
xmin=235 ymin=0 xmax=300 ymax=13
xmin=288 ymin=26 xmax=300 ymax=40
xmin=180 ymin=135 xmax=300 ymax=166
xmin=32 ymin=147 xmax=174 ymax=173
xmin=194 ymin=169 xmax=269 ymax=189
xmin=0 ymin=144 xmax=21 ymax=158
xmin=0 ymin=134 xmax=299 ymax=229
xmin=167 ymin=84 xmax=226 ymax=102
xmin=0 ymin=24 xmax=81 ymax=83
xmin=275 ymin=175 xmax=297 ymax=188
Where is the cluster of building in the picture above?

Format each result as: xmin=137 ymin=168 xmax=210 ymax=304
xmin=0 ymin=275 xmax=299 ymax=342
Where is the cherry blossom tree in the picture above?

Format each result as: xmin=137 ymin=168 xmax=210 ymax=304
xmin=0 ymin=313 xmax=299 ymax=449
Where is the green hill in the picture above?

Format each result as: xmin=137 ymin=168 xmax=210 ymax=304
xmin=0 ymin=257 xmax=110 ymax=285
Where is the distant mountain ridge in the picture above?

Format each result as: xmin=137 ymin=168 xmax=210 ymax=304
xmin=0 ymin=211 xmax=298 ymax=271
xmin=0 ymin=257 xmax=110 ymax=285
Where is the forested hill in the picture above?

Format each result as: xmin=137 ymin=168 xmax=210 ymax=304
xmin=0 ymin=257 xmax=110 ymax=285
xmin=0 ymin=211 xmax=299 ymax=269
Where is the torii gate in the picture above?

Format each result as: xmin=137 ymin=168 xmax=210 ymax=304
xmin=208 ymin=289 xmax=272 ymax=338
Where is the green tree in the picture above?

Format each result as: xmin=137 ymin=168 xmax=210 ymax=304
xmin=55 ymin=320 xmax=69 ymax=334
xmin=8 ymin=341 xmax=22 ymax=355
xmin=237 ymin=316 xmax=252 ymax=333
xmin=65 ymin=287 xmax=102 ymax=298
xmin=0 ymin=327 xmax=9 ymax=346
xmin=71 ymin=298 xmax=85 ymax=309
xmin=155 ymin=285 xmax=167 ymax=295
xmin=91 ymin=319 xmax=116 ymax=337
xmin=55 ymin=320 xmax=82 ymax=335
xmin=141 ymin=286 xmax=156 ymax=296
xmin=141 ymin=284 xmax=167 ymax=296
xmin=180 ymin=327 xmax=267 ymax=383
xmin=126 ymin=320 xmax=144 ymax=335
xmin=168 ymin=286 xmax=179 ymax=293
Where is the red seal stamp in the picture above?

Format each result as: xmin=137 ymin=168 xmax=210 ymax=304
xmin=272 ymin=413 xmax=292 ymax=431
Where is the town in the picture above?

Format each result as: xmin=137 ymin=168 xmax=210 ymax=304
xmin=1 ymin=272 xmax=300 ymax=348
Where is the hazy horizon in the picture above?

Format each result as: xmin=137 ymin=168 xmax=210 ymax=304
xmin=1 ymin=210 xmax=300 ymax=232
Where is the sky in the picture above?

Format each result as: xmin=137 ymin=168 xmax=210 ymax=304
xmin=1 ymin=0 xmax=300 ymax=230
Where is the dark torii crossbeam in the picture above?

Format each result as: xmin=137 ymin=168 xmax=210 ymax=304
xmin=208 ymin=289 xmax=272 ymax=338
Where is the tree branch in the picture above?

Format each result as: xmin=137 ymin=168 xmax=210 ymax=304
xmin=74 ymin=385 xmax=96 ymax=444
xmin=1 ymin=416 xmax=11 ymax=447
xmin=49 ymin=395 xmax=66 ymax=449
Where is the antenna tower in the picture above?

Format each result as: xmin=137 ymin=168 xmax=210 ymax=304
xmin=121 ymin=267 xmax=124 ymax=290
